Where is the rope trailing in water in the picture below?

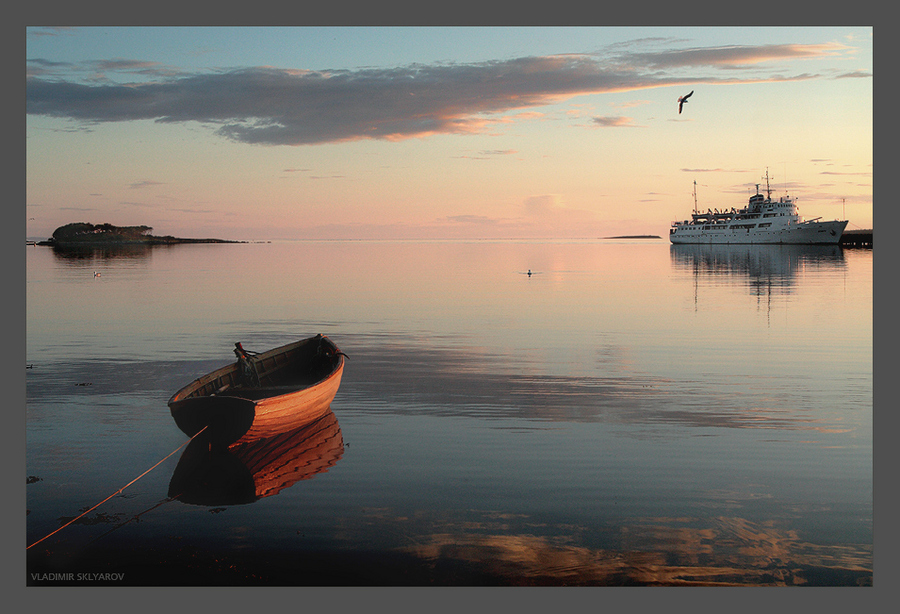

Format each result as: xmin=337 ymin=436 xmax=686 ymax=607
xmin=87 ymin=495 xmax=178 ymax=546
xmin=27 ymin=425 xmax=209 ymax=551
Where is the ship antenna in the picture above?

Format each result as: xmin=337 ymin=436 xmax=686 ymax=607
xmin=765 ymin=168 xmax=771 ymax=200
xmin=693 ymin=180 xmax=698 ymax=215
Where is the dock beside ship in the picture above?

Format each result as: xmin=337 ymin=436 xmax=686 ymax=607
xmin=839 ymin=229 xmax=872 ymax=247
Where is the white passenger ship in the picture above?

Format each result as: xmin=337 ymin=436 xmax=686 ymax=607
xmin=669 ymin=172 xmax=847 ymax=244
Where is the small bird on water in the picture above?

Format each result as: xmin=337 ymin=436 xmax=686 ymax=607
xmin=678 ymin=90 xmax=693 ymax=114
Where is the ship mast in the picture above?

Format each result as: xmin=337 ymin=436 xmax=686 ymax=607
xmin=693 ymin=180 xmax=698 ymax=215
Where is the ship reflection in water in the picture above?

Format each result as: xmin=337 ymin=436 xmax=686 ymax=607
xmin=670 ymin=243 xmax=846 ymax=298
xmin=168 ymin=410 xmax=344 ymax=506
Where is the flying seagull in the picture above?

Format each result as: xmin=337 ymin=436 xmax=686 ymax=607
xmin=678 ymin=91 xmax=693 ymax=114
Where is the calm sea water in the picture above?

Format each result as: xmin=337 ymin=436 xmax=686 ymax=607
xmin=25 ymin=239 xmax=872 ymax=586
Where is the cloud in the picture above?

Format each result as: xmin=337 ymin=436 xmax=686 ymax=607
xmin=445 ymin=215 xmax=500 ymax=225
xmin=27 ymin=56 xmax=182 ymax=81
xmin=523 ymin=194 xmax=564 ymax=216
xmin=455 ymin=149 xmax=519 ymax=160
xmin=627 ymin=43 xmax=850 ymax=69
xmin=27 ymin=27 xmax=76 ymax=38
xmin=26 ymin=58 xmax=77 ymax=78
xmin=509 ymin=111 xmax=545 ymax=121
xmin=592 ymin=115 xmax=640 ymax=128
xmin=128 ymin=180 xmax=165 ymax=189
xmin=611 ymin=100 xmax=652 ymax=109
xmin=833 ymin=70 xmax=871 ymax=79
xmin=26 ymin=42 xmax=856 ymax=147
xmin=95 ymin=59 xmax=165 ymax=72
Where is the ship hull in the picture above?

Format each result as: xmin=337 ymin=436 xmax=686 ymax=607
xmin=670 ymin=219 xmax=847 ymax=245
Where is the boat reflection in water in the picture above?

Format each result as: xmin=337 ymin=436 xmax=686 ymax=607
xmin=670 ymin=243 xmax=845 ymax=297
xmin=168 ymin=409 xmax=344 ymax=506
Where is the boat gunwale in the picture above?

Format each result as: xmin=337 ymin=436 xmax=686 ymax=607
xmin=167 ymin=336 xmax=343 ymax=407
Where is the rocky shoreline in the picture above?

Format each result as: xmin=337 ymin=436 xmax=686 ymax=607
xmin=36 ymin=236 xmax=242 ymax=247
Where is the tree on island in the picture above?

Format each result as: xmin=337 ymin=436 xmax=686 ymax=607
xmin=51 ymin=222 xmax=154 ymax=244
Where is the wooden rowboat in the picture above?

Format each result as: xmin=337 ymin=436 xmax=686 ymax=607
xmin=168 ymin=334 xmax=346 ymax=446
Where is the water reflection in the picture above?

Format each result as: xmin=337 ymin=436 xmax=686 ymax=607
xmin=51 ymin=243 xmax=154 ymax=262
xmin=381 ymin=511 xmax=873 ymax=586
xmin=168 ymin=410 xmax=343 ymax=506
xmin=670 ymin=243 xmax=845 ymax=296
xmin=339 ymin=339 xmax=846 ymax=432
xmin=25 ymin=240 xmax=871 ymax=586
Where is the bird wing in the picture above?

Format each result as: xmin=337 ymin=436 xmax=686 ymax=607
xmin=684 ymin=91 xmax=693 ymax=100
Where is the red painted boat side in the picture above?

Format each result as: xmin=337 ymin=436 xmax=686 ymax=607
xmin=239 ymin=359 xmax=344 ymax=441
xmin=168 ymin=335 xmax=345 ymax=445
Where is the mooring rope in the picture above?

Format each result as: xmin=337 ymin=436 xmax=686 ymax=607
xmin=27 ymin=425 xmax=209 ymax=551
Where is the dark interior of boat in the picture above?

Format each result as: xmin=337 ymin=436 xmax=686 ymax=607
xmin=221 ymin=339 xmax=341 ymax=398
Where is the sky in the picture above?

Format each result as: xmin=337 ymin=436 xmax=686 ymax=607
xmin=25 ymin=26 xmax=873 ymax=241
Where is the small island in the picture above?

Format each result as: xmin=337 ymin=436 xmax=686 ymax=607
xmin=602 ymin=235 xmax=662 ymax=240
xmin=37 ymin=222 xmax=243 ymax=247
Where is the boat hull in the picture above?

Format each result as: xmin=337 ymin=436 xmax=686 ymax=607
xmin=670 ymin=219 xmax=847 ymax=245
xmin=168 ymin=335 xmax=345 ymax=446
xmin=236 ymin=366 xmax=343 ymax=441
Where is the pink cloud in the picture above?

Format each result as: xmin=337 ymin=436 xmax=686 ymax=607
xmin=592 ymin=115 xmax=640 ymax=128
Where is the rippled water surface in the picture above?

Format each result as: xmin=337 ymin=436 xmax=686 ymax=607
xmin=26 ymin=240 xmax=872 ymax=586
